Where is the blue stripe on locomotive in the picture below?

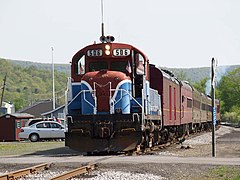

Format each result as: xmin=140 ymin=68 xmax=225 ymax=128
xmin=81 ymin=81 xmax=95 ymax=114
xmin=111 ymin=80 xmax=132 ymax=114
xmin=68 ymin=83 xmax=81 ymax=115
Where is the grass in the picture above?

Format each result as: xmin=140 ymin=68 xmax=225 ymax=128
xmin=205 ymin=166 xmax=240 ymax=180
xmin=0 ymin=141 xmax=65 ymax=156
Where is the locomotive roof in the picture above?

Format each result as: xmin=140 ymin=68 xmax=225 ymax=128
xmin=159 ymin=67 xmax=180 ymax=84
xmin=72 ymin=42 xmax=148 ymax=60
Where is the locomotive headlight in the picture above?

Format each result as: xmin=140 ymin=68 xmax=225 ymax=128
xmin=105 ymin=44 xmax=111 ymax=55
xmin=105 ymin=44 xmax=110 ymax=50
xmin=105 ymin=50 xmax=110 ymax=55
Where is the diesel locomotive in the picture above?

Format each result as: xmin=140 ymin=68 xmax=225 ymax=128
xmin=65 ymin=36 xmax=220 ymax=153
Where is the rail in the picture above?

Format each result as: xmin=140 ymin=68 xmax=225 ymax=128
xmin=50 ymin=163 xmax=96 ymax=180
xmin=0 ymin=163 xmax=51 ymax=180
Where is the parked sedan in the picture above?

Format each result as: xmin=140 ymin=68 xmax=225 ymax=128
xmin=19 ymin=121 xmax=65 ymax=142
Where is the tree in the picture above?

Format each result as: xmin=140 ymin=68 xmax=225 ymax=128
xmin=193 ymin=77 xmax=209 ymax=94
xmin=175 ymin=70 xmax=190 ymax=82
xmin=218 ymin=67 xmax=240 ymax=113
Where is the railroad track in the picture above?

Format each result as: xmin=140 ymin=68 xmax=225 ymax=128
xmin=0 ymin=162 xmax=97 ymax=180
xmin=0 ymin=163 xmax=51 ymax=180
xmin=50 ymin=163 xmax=96 ymax=180
xmin=49 ymin=157 xmax=112 ymax=179
xmin=129 ymin=129 xmax=214 ymax=155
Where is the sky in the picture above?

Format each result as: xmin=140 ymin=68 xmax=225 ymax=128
xmin=0 ymin=0 xmax=240 ymax=68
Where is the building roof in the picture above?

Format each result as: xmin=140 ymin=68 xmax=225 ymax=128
xmin=18 ymin=100 xmax=52 ymax=112
xmin=0 ymin=113 xmax=34 ymax=118
xmin=17 ymin=100 xmax=53 ymax=118
xmin=41 ymin=105 xmax=65 ymax=116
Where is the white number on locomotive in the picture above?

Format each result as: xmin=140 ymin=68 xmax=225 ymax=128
xmin=87 ymin=49 xmax=103 ymax=57
xmin=113 ymin=49 xmax=130 ymax=56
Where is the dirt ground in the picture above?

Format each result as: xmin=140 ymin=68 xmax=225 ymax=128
xmin=165 ymin=126 xmax=240 ymax=158
xmin=0 ymin=125 xmax=239 ymax=180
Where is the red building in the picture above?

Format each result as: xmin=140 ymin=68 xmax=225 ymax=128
xmin=0 ymin=113 xmax=34 ymax=141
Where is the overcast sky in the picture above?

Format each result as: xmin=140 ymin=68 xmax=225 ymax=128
xmin=0 ymin=0 xmax=240 ymax=68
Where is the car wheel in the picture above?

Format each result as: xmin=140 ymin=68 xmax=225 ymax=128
xmin=29 ymin=133 xmax=39 ymax=142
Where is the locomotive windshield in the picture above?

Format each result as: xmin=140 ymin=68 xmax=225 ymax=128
xmin=89 ymin=61 xmax=108 ymax=71
xmin=88 ymin=60 xmax=130 ymax=73
xmin=110 ymin=61 xmax=129 ymax=73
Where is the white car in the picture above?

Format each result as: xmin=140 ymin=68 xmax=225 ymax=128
xmin=19 ymin=121 xmax=65 ymax=142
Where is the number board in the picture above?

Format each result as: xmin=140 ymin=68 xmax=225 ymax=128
xmin=113 ymin=49 xmax=131 ymax=56
xmin=87 ymin=49 xmax=103 ymax=57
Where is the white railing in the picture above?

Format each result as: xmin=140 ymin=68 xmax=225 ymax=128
xmin=67 ymin=89 xmax=97 ymax=114
xmin=110 ymin=88 xmax=143 ymax=114
xmin=66 ymin=82 xmax=161 ymax=118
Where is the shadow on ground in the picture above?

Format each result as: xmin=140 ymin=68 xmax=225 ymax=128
xmin=22 ymin=146 xmax=85 ymax=157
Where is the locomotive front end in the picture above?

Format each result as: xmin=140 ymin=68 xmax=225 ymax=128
xmin=65 ymin=42 xmax=146 ymax=153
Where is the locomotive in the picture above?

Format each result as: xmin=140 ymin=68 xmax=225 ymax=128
xmin=65 ymin=36 xmax=220 ymax=153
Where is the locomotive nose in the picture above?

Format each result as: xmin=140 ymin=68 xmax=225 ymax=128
xmin=81 ymin=70 xmax=131 ymax=114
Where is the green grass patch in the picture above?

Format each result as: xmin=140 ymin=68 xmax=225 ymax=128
xmin=0 ymin=141 xmax=64 ymax=156
xmin=206 ymin=166 xmax=240 ymax=180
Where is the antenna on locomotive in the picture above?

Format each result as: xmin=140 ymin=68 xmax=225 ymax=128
xmin=100 ymin=0 xmax=105 ymax=43
xmin=99 ymin=0 xmax=115 ymax=43
xmin=101 ymin=0 xmax=104 ymax=37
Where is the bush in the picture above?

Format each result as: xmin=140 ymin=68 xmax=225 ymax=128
xmin=222 ymin=108 xmax=240 ymax=124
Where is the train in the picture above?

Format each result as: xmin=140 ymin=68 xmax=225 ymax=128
xmin=65 ymin=35 xmax=220 ymax=153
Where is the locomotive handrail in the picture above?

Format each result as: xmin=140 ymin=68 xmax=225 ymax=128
xmin=110 ymin=88 xmax=161 ymax=116
xmin=110 ymin=88 xmax=143 ymax=108
xmin=68 ymin=89 xmax=97 ymax=114
xmin=83 ymin=90 xmax=97 ymax=114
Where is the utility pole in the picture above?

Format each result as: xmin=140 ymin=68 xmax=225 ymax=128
xmin=0 ymin=73 xmax=7 ymax=107
xmin=211 ymin=57 xmax=217 ymax=157
xmin=52 ymin=47 xmax=56 ymax=112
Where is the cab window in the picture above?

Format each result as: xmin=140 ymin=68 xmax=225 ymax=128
xmin=74 ymin=55 xmax=85 ymax=75
xmin=135 ymin=53 xmax=144 ymax=75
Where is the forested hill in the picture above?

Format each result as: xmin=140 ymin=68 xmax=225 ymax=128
xmin=0 ymin=58 xmax=68 ymax=111
xmin=1 ymin=58 xmax=240 ymax=112
xmin=7 ymin=59 xmax=240 ymax=84
xmin=8 ymin=59 xmax=71 ymax=75
xmin=162 ymin=65 xmax=240 ymax=83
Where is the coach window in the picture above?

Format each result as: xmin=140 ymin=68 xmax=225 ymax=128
xmin=75 ymin=55 xmax=85 ymax=75
xmin=135 ymin=53 xmax=144 ymax=75
xmin=187 ymin=98 xmax=192 ymax=108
